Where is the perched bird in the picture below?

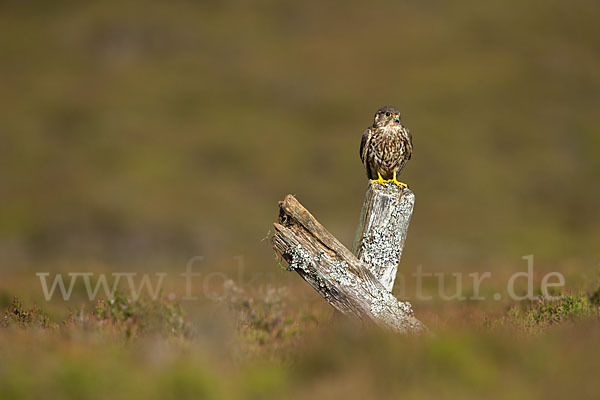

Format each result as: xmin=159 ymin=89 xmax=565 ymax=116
xmin=360 ymin=106 xmax=413 ymax=189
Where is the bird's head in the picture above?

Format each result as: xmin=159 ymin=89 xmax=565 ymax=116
xmin=374 ymin=106 xmax=401 ymax=127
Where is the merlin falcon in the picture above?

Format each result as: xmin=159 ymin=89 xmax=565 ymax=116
xmin=360 ymin=106 xmax=413 ymax=189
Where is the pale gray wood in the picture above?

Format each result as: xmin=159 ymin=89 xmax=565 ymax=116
xmin=271 ymin=195 xmax=425 ymax=334
xmin=352 ymin=183 xmax=415 ymax=292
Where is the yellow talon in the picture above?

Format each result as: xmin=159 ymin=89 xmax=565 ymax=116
xmin=371 ymin=172 xmax=388 ymax=186
xmin=391 ymin=171 xmax=408 ymax=189
xmin=371 ymin=171 xmax=408 ymax=189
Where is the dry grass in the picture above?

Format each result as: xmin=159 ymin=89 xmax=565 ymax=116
xmin=1 ymin=282 xmax=599 ymax=399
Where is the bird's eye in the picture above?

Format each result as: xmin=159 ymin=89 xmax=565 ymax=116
xmin=385 ymin=112 xmax=390 ymax=117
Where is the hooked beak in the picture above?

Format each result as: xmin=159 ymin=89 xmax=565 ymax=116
xmin=393 ymin=114 xmax=400 ymax=123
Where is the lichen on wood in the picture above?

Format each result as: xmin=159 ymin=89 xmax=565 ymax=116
xmin=352 ymin=182 xmax=415 ymax=292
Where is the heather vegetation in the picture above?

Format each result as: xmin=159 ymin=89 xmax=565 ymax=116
xmin=1 ymin=287 xmax=599 ymax=399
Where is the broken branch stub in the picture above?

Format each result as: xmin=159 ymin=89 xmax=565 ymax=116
xmin=271 ymin=195 xmax=424 ymax=334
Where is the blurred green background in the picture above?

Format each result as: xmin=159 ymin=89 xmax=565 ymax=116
xmin=1 ymin=0 xmax=599 ymax=278
xmin=1 ymin=2 xmax=600 ymax=399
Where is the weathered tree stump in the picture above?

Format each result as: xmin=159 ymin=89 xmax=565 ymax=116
xmin=353 ymin=184 xmax=415 ymax=292
xmin=271 ymin=183 xmax=425 ymax=334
